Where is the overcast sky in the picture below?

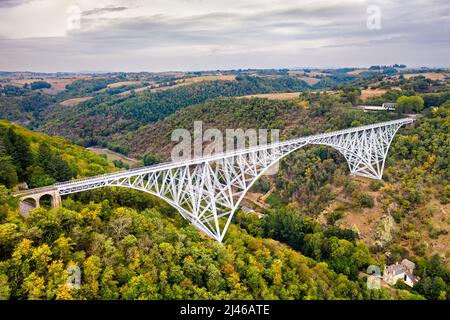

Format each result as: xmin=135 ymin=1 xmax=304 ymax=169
xmin=0 ymin=0 xmax=449 ymax=72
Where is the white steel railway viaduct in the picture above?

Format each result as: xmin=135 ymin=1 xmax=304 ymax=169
xmin=13 ymin=118 xmax=413 ymax=242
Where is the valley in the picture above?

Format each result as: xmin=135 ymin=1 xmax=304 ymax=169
xmin=0 ymin=66 xmax=449 ymax=301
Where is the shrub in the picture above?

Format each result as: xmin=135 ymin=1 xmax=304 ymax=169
xmin=325 ymin=210 xmax=344 ymax=225
xmin=30 ymin=81 xmax=51 ymax=90
xmin=369 ymin=180 xmax=383 ymax=192
xmin=356 ymin=192 xmax=375 ymax=208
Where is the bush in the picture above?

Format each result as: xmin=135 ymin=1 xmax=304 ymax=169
xmin=356 ymin=192 xmax=374 ymax=208
xmin=143 ymin=153 xmax=163 ymax=166
xmin=30 ymin=81 xmax=51 ymax=90
xmin=396 ymin=95 xmax=424 ymax=114
xmin=325 ymin=210 xmax=344 ymax=225
xmin=369 ymin=180 xmax=383 ymax=192
xmin=343 ymin=179 xmax=359 ymax=195
xmin=439 ymin=185 xmax=450 ymax=204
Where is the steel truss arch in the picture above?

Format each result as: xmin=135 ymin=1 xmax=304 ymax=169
xmin=16 ymin=118 xmax=413 ymax=242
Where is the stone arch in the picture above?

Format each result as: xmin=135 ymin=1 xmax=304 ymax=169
xmin=18 ymin=190 xmax=61 ymax=216
xmin=41 ymin=191 xmax=62 ymax=208
xmin=19 ymin=196 xmax=39 ymax=216
xmin=39 ymin=194 xmax=54 ymax=209
xmin=21 ymin=196 xmax=38 ymax=207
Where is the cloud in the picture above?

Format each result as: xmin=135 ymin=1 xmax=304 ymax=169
xmin=0 ymin=0 xmax=449 ymax=71
xmin=0 ymin=0 xmax=34 ymax=8
xmin=82 ymin=6 xmax=129 ymax=16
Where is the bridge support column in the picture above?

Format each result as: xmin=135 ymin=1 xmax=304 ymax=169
xmin=311 ymin=121 xmax=407 ymax=180
xmin=50 ymin=190 xmax=62 ymax=208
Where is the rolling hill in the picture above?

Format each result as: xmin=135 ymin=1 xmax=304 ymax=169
xmin=37 ymin=76 xmax=311 ymax=151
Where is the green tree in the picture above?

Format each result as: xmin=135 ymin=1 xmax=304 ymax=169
xmin=206 ymin=264 xmax=225 ymax=294
xmin=5 ymin=128 xmax=33 ymax=180
xmin=262 ymin=209 xmax=317 ymax=250
xmin=143 ymin=153 xmax=163 ymax=166
xmin=30 ymin=81 xmax=51 ymax=90
xmin=0 ymin=140 xmax=18 ymax=188
xmin=35 ymin=143 xmax=53 ymax=173
xmin=82 ymin=255 xmax=102 ymax=299
xmin=396 ymin=95 xmax=424 ymax=114
xmin=36 ymin=142 xmax=73 ymax=182
xmin=0 ymin=274 xmax=11 ymax=299
xmin=50 ymin=153 xmax=73 ymax=182
xmin=28 ymin=165 xmax=55 ymax=188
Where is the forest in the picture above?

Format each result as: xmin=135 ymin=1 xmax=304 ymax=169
xmin=0 ymin=185 xmax=414 ymax=300
xmin=36 ymin=76 xmax=311 ymax=150
xmin=0 ymin=120 xmax=113 ymax=188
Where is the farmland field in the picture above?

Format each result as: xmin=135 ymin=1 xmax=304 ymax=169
xmin=360 ymin=89 xmax=387 ymax=100
xmin=239 ymin=92 xmax=302 ymax=100
xmin=60 ymin=96 xmax=93 ymax=106
xmin=402 ymin=72 xmax=449 ymax=80
xmin=107 ymin=81 xmax=143 ymax=88
xmin=87 ymin=147 xmax=141 ymax=168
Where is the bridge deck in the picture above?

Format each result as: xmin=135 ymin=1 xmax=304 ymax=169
xmin=13 ymin=186 xmax=58 ymax=197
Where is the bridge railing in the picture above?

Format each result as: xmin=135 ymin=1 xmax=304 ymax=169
xmin=48 ymin=118 xmax=412 ymax=190
xmin=12 ymin=185 xmax=57 ymax=196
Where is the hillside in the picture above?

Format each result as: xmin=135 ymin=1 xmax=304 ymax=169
xmin=115 ymin=74 xmax=449 ymax=159
xmin=247 ymin=101 xmax=449 ymax=269
xmin=0 ymin=120 xmax=114 ymax=188
xmin=116 ymin=90 xmax=450 ymax=271
xmin=2 ymin=68 xmax=447 ymax=154
xmin=0 ymin=186 xmax=401 ymax=300
xmin=123 ymin=94 xmax=395 ymax=159
xmin=121 ymin=92 xmax=393 ymax=158
xmin=37 ymin=76 xmax=311 ymax=151
xmin=0 ymin=86 xmax=56 ymax=126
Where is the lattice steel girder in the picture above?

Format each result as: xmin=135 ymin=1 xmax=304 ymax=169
xmin=46 ymin=118 xmax=415 ymax=241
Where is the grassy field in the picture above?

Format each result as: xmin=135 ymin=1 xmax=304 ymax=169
xmin=117 ymin=85 xmax=154 ymax=96
xmin=360 ymin=89 xmax=387 ymax=100
xmin=239 ymin=92 xmax=302 ymax=100
xmin=347 ymin=69 xmax=374 ymax=75
xmin=107 ymin=81 xmax=143 ymax=88
xmin=288 ymin=70 xmax=328 ymax=77
xmin=119 ymin=75 xmax=237 ymax=96
xmin=7 ymin=75 xmax=93 ymax=94
xmin=402 ymin=72 xmax=449 ymax=80
xmin=299 ymin=76 xmax=320 ymax=86
xmin=177 ymin=74 xmax=236 ymax=84
xmin=60 ymin=96 xmax=93 ymax=106
xmin=87 ymin=147 xmax=141 ymax=168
